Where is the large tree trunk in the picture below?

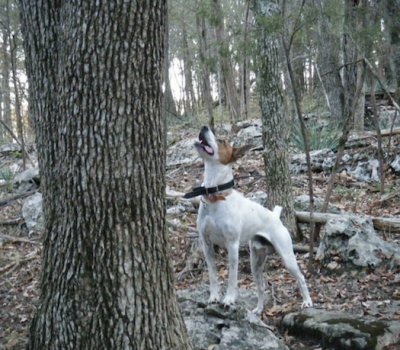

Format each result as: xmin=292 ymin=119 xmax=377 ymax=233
xmin=386 ymin=0 xmax=400 ymax=102
xmin=252 ymin=0 xmax=298 ymax=238
xmin=19 ymin=1 xmax=193 ymax=349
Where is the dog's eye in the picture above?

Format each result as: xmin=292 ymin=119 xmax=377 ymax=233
xmin=218 ymin=140 xmax=226 ymax=145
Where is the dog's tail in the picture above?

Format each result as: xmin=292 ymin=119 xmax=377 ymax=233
xmin=272 ymin=205 xmax=283 ymax=217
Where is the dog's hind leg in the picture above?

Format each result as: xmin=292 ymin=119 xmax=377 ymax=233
xmin=250 ymin=239 xmax=270 ymax=314
xmin=272 ymin=228 xmax=313 ymax=308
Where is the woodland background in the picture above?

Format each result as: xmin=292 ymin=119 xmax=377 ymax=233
xmin=0 ymin=0 xmax=399 ymax=150
xmin=0 ymin=0 xmax=400 ymax=349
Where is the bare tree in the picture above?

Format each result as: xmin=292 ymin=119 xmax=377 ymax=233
xmin=196 ymin=0 xmax=215 ymax=130
xmin=19 ymin=1 xmax=193 ymax=349
xmin=211 ymin=0 xmax=241 ymax=123
xmin=1 ymin=0 xmax=12 ymax=140
xmin=313 ymin=0 xmax=345 ymax=125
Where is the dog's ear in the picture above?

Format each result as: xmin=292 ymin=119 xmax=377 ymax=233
xmin=230 ymin=144 xmax=253 ymax=162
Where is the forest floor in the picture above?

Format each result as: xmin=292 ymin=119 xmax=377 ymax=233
xmin=1 ymin=130 xmax=400 ymax=349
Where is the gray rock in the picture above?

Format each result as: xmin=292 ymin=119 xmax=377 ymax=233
xmin=283 ymin=308 xmax=400 ymax=350
xmin=0 ymin=143 xmax=21 ymax=153
xmin=294 ymin=194 xmax=341 ymax=214
xmin=247 ymin=190 xmax=268 ymax=207
xmin=379 ymin=109 xmax=400 ymax=129
xmin=22 ymin=193 xmax=44 ymax=233
xmin=316 ymin=216 xmax=400 ymax=270
xmin=167 ymin=200 xmax=195 ymax=214
xmin=13 ymin=167 xmax=40 ymax=193
xmin=167 ymin=138 xmax=200 ymax=167
xmin=350 ymin=159 xmax=380 ymax=182
xmin=290 ymin=149 xmax=334 ymax=173
xmin=391 ymin=155 xmax=400 ymax=173
xmin=290 ymin=148 xmax=382 ymax=182
xmin=178 ymin=287 xmax=289 ymax=350
xmin=232 ymin=119 xmax=263 ymax=147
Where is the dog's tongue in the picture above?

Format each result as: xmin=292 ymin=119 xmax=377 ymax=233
xmin=204 ymin=145 xmax=213 ymax=154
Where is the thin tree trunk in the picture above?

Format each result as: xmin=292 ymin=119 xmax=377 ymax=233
xmin=313 ymin=0 xmax=345 ymax=124
xmin=369 ymin=73 xmax=385 ymax=195
xmin=182 ymin=21 xmax=196 ymax=116
xmin=195 ymin=1 xmax=214 ymax=131
xmin=212 ymin=0 xmax=241 ymax=123
xmin=240 ymin=1 xmax=252 ymax=121
xmin=10 ymin=34 xmax=26 ymax=169
xmin=164 ymin=5 xmax=178 ymax=121
xmin=281 ymin=0 xmax=316 ymax=272
xmin=19 ymin=1 xmax=193 ymax=349
xmin=1 ymin=0 xmax=12 ymax=140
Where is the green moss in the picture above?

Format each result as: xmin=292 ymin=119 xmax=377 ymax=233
xmin=288 ymin=314 xmax=388 ymax=350
xmin=326 ymin=318 xmax=387 ymax=348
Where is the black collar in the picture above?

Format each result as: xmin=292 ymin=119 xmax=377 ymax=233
xmin=183 ymin=179 xmax=235 ymax=199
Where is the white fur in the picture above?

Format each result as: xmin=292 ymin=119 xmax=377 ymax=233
xmin=195 ymin=126 xmax=313 ymax=314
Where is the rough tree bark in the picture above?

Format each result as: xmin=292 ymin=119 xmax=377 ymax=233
xmin=386 ymin=0 xmax=400 ymax=102
xmin=252 ymin=0 xmax=299 ymax=238
xmin=19 ymin=1 xmax=193 ymax=349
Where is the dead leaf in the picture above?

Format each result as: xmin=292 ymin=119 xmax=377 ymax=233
xmin=6 ymin=330 xmax=18 ymax=349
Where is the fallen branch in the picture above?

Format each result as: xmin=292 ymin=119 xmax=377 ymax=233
xmin=369 ymin=127 xmax=400 ymax=137
xmin=0 ymin=188 xmax=40 ymax=208
xmin=380 ymin=188 xmax=400 ymax=202
xmin=0 ymin=251 xmax=39 ymax=275
xmin=0 ymin=218 xmax=23 ymax=226
xmin=296 ymin=211 xmax=400 ymax=233
xmin=167 ymin=220 xmax=316 ymax=253
xmin=0 ymin=233 xmax=41 ymax=245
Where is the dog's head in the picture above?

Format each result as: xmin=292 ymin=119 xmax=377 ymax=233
xmin=195 ymin=126 xmax=253 ymax=164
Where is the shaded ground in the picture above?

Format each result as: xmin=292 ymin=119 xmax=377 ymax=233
xmin=0 ymin=134 xmax=399 ymax=349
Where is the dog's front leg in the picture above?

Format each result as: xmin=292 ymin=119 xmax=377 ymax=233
xmin=223 ymin=241 xmax=239 ymax=307
xmin=201 ymin=236 xmax=220 ymax=303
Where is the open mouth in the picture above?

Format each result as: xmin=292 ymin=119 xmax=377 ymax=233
xmin=197 ymin=134 xmax=214 ymax=156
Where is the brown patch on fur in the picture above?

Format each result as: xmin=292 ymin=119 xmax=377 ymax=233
xmin=217 ymin=139 xmax=234 ymax=165
xmin=218 ymin=139 xmax=253 ymax=164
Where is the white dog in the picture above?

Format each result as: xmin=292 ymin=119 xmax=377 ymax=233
xmin=184 ymin=126 xmax=313 ymax=314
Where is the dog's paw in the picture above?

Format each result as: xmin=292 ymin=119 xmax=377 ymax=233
xmin=222 ymin=295 xmax=236 ymax=307
xmin=301 ymin=299 xmax=313 ymax=308
xmin=208 ymin=294 xmax=220 ymax=304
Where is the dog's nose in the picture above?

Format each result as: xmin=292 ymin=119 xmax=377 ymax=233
xmin=201 ymin=126 xmax=209 ymax=133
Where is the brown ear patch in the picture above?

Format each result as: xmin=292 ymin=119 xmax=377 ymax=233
xmin=218 ymin=140 xmax=252 ymax=164
xmin=231 ymin=144 xmax=253 ymax=162
xmin=217 ymin=139 xmax=233 ymax=165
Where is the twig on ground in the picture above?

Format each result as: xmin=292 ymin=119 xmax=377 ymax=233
xmin=0 ymin=233 xmax=41 ymax=245
xmin=0 ymin=188 xmax=40 ymax=208
xmin=0 ymin=218 xmax=23 ymax=226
